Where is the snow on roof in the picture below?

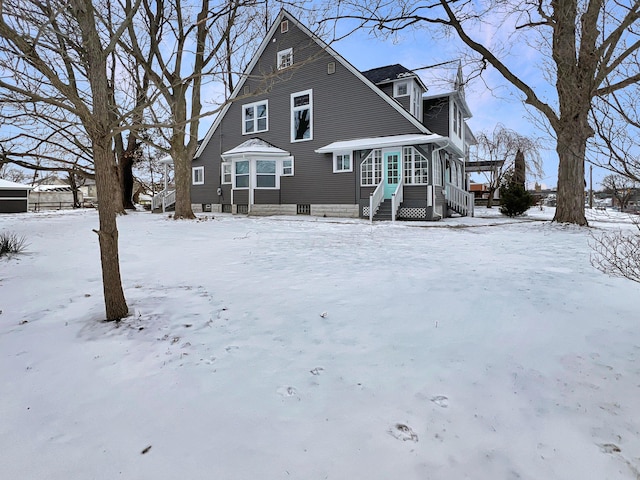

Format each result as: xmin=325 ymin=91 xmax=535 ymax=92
xmin=315 ymin=134 xmax=446 ymax=154
xmin=222 ymin=138 xmax=291 ymax=158
xmin=0 ymin=179 xmax=32 ymax=190
xmin=31 ymin=185 xmax=73 ymax=192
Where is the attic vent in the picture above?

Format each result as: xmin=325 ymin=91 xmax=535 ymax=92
xmin=327 ymin=62 xmax=336 ymax=75
xmin=281 ymin=20 xmax=289 ymax=33
xmin=243 ymin=85 xmax=250 ymax=96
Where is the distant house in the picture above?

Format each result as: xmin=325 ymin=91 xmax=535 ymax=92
xmin=0 ymin=179 xmax=32 ymax=213
xmin=188 ymin=10 xmax=476 ymax=221
xmin=29 ymin=184 xmax=82 ymax=211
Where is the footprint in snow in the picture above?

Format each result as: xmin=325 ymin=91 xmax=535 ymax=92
xmin=388 ymin=423 xmax=418 ymax=442
xmin=599 ymin=443 xmax=621 ymax=454
xmin=277 ymin=386 xmax=298 ymax=397
xmin=431 ymin=395 xmax=449 ymax=408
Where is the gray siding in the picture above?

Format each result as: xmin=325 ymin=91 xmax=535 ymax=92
xmin=195 ymin=14 xmax=424 ymax=207
xmin=423 ymin=98 xmax=449 ymax=137
xmin=0 ymin=189 xmax=28 ymax=213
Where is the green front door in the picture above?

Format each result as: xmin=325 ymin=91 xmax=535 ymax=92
xmin=384 ymin=152 xmax=400 ymax=199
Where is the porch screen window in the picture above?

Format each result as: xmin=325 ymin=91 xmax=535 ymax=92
xmin=434 ymin=156 xmax=443 ymax=186
xmin=360 ymin=149 xmax=382 ymax=186
xmin=221 ymin=163 xmax=232 ymax=184
xmin=235 ymin=160 xmax=249 ymax=188
xmin=192 ymin=166 xmax=204 ymax=185
xmin=403 ymin=147 xmax=428 ymax=185
xmin=256 ymin=160 xmax=276 ymax=188
xmin=291 ymin=90 xmax=312 ymax=141
xmin=243 ymin=100 xmax=268 ymax=134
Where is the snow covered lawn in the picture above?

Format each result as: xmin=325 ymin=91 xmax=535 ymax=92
xmin=1 ymin=207 xmax=639 ymax=479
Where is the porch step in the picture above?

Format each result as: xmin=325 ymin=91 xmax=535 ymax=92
xmin=373 ymin=199 xmax=393 ymax=221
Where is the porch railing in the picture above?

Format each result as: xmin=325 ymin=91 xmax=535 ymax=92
xmin=445 ymin=183 xmax=474 ymax=217
xmin=152 ymin=189 xmax=176 ymax=212
xmin=369 ymin=181 xmax=384 ymax=222
xmin=391 ymin=177 xmax=404 ymax=222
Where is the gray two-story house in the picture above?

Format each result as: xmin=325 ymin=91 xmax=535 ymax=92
xmin=191 ymin=10 xmax=474 ymax=220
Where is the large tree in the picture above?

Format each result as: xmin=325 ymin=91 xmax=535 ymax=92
xmin=0 ymin=0 xmax=139 ymax=320
xmin=122 ymin=0 xmax=250 ymax=219
xmin=337 ymin=0 xmax=640 ymax=225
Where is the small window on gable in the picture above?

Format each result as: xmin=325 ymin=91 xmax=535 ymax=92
xmin=277 ymin=48 xmax=293 ymax=70
xmin=333 ymin=152 xmax=352 ymax=173
xmin=327 ymin=62 xmax=336 ymax=75
xmin=221 ymin=163 xmax=232 ymax=184
xmin=394 ymin=81 xmax=409 ymax=97
xmin=281 ymin=20 xmax=289 ymax=33
xmin=192 ymin=166 xmax=204 ymax=185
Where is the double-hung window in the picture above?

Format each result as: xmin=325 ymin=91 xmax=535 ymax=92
xmin=192 ymin=166 xmax=204 ymax=185
xmin=277 ymin=48 xmax=293 ymax=69
xmin=334 ymin=152 xmax=352 ymax=173
xmin=256 ymin=160 xmax=277 ymax=188
xmin=283 ymin=158 xmax=294 ymax=176
xmin=234 ymin=160 xmax=249 ymax=188
xmin=221 ymin=163 xmax=232 ymax=184
xmin=243 ymin=100 xmax=268 ymax=134
xmin=291 ymin=90 xmax=312 ymax=142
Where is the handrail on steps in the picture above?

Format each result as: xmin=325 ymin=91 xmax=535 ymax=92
xmin=391 ymin=178 xmax=404 ymax=222
xmin=445 ymin=183 xmax=474 ymax=216
xmin=369 ymin=181 xmax=384 ymax=222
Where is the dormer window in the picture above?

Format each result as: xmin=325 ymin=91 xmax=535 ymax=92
xmin=394 ymin=81 xmax=409 ymax=97
xmin=277 ymin=48 xmax=293 ymax=69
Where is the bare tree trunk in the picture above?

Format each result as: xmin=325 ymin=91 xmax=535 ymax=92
xmin=118 ymin=149 xmax=136 ymax=210
xmin=554 ymin=129 xmax=587 ymax=225
xmin=486 ymin=188 xmax=496 ymax=208
xmin=93 ymin=140 xmax=129 ymax=320
xmin=170 ymin=90 xmax=196 ymax=220
xmin=72 ymin=0 xmax=128 ymax=319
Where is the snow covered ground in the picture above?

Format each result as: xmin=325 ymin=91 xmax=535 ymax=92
xmin=1 ymin=207 xmax=639 ymax=479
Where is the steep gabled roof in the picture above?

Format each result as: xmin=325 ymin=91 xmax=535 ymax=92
xmin=195 ymin=10 xmax=433 ymax=158
xmin=362 ymin=64 xmax=414 ymax=84
xmin=362 ymin=64 xmax=428 ymax=91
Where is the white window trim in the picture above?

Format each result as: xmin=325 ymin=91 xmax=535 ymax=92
xmin=242 ymin=100 xmax=268 ymax=135
xmin=221 ymin=163 xmax=232 ymax=184
xmin=192 ymin=166 xmax=204 ymax=185
xmin=291 ymin=89 xmax=313 ymax=143
xmin=360 ymin=149 xmax=383 ymax=186
xmin=233 ymin=160 xmax=250 ymax=190
xmin=231 ymin=158 xmax=294 ymax=190
xmin=282 ymin=157 xmax=294 ymax=176
xmin=333 ymin=152 xmax=353 ymax=173
xmin=277 ymin=48 xmax=293 ymax=70
xmin=394 ymin=81 xmax=409 ymax=97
